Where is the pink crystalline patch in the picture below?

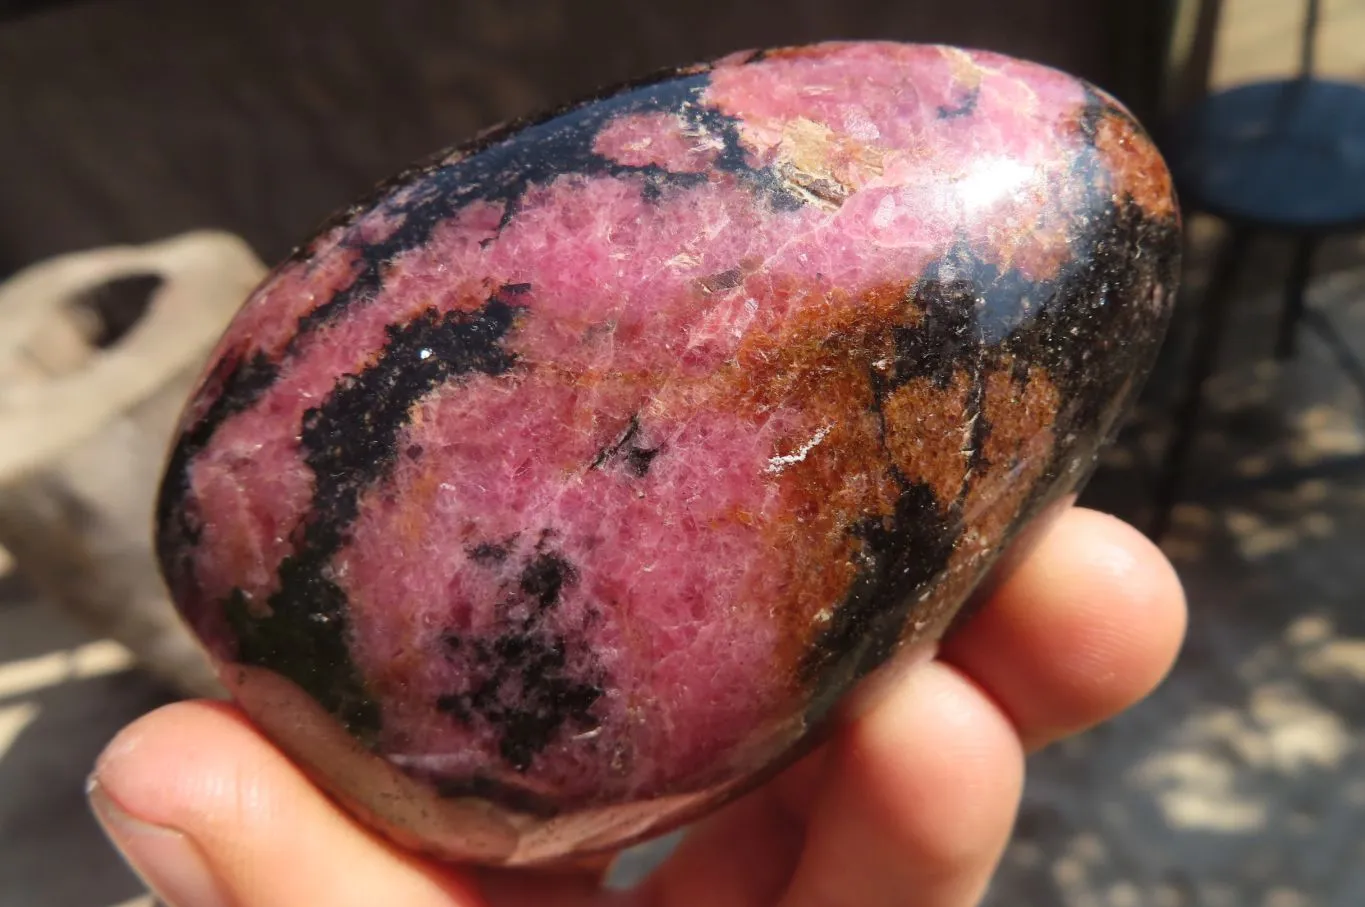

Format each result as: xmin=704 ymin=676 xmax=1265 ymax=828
xmin=338 ymin=368 xmax=805 ymax=802
xmin=705 ymin=42 xmax=1092 ymax=281
xmin=187 ymin=186 xmax=430 ymax=423
xmin=593 ymin=111 xmax=723 ymax=172
xmin=707 ymin=42 xmax=1085 ymax=162
xmin=185 ymin=200 xmax=510 ymax=624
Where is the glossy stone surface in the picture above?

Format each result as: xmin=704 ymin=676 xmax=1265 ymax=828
xmin=155 ymin=41 xmax=1180 ymax=864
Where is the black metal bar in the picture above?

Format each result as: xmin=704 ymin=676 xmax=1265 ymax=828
xmin=1153 ymin=306 xmax=1365 ymax=509
xmin=1304 ymin=307 xmax=1365 ymax=408
xmin=1300 ymin=0 xmax=1322 ymax=77
xmin=1275 ymin=237 xmax=1319 ymax=360
xmin=1149 ymin=228 xmax=1252 ymax=541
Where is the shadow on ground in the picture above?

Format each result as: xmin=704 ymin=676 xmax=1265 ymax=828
xmin=0 ymin=582 xmax=174 ymax=907
xmin=985 ymin=225 xmax=1365 ymax=907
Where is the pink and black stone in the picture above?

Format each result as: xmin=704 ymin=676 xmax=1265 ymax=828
xmin=155 ymin=42 xmax=1180 ymax=864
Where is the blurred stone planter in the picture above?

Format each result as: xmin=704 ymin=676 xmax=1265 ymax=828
xmin=0 ymin=231 xmax=265 ymax=698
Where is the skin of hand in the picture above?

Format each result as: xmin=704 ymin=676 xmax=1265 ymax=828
xmin=87 ymin=506 xmax=1186 ymax=907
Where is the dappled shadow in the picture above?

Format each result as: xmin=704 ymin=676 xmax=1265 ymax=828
xmin=988 ymin=497 xmax=1365 ymax=905
xmin=985 ymin=224 xmax=1365 ymax=906
xmin=0 ymin=586 xmax=175 ymax=907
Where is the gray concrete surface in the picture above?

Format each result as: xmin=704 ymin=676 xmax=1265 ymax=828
xmin=0 ymin=572 xmax=173 ymax=907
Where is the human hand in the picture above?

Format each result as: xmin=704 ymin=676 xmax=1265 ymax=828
xmin=87 ymin=506 xmax=1185 ymax=907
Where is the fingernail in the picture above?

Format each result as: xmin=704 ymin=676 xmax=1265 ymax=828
xmin=87 ymin=776 xmax=232 ymax=907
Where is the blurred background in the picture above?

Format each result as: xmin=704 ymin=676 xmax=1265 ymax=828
xmin=1 ymin=0 xmax=1363 ymax=904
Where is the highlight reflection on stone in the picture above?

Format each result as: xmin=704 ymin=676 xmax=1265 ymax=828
xmin=155 ymin=41 xmax=1181 ymax=864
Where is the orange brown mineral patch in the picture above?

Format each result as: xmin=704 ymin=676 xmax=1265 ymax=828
xmin=914 ymin=361 xmax=1061 ymax=640
xmin=1092 ymin=107 xmax=1178 ymax=220
xmin=882 ymin=370 xmax=977 ymax=511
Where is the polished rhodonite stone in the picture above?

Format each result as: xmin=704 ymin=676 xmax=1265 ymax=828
xmin=156 ymin=41 xmax=1180 ymax=864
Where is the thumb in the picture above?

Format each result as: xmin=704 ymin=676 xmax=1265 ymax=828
xmin=88 ymin=700 xmax=482 ymax=907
